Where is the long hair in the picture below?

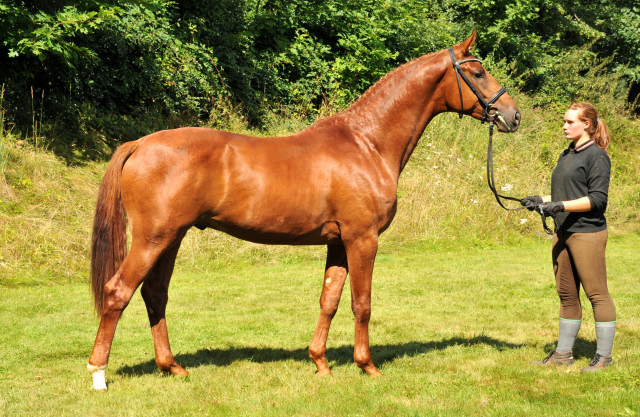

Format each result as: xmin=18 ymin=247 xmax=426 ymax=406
xmin=568 ymin=102 xmax=611 ymax=153
xmin=91 ymin=140 xmax=140 ymax=315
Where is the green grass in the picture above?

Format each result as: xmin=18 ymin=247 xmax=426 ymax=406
xmin=1 ymin=232 xmax=639 ymax=416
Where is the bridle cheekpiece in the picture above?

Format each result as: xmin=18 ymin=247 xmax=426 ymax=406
xmin=448 ymin=48 xmax=506 ymax=122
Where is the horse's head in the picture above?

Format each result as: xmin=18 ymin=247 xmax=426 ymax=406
xmin=444 ymin=31 xmax=521 ymax=133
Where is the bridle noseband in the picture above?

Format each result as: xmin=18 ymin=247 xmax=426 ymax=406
xmin=448 ymin=48 xmax=554 ymax=235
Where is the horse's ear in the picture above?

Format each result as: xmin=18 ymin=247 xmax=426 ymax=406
xmin=460 ymin=30 xmax=477 ymax=55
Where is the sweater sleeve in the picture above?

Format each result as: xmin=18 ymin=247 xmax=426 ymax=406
xmin=586 ymin=153 xmax=611 ymax=214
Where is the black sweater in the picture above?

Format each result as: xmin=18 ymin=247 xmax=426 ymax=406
xmin=551 ymin=140 xmax=610 ymax=233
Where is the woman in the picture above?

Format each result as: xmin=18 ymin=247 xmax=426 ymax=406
xmin=522 ymin=102 xmax=615 ymax=373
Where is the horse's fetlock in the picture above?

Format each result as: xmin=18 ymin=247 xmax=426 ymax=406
xmin=354 ymin=353 xmax=372 ymax=369
xmin=156 ymin=359 xmax=174 ymax=373
xmin=88 ymin=363 xmax=108 ymax=391
xmin=309 ymin=344 xmax=325 ymax=362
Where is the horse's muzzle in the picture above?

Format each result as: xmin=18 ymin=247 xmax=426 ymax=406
xmin=495 ymin=110 xmax=520 ymax=133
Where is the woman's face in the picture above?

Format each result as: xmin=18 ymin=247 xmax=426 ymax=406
xmin=563 ymin=109 xmax=590 ymax=142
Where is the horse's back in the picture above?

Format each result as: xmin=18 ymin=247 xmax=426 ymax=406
xmin=119 ymin=127 xmax=361 ymax=243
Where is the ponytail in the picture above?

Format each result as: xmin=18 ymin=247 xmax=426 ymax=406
xmin=568 ymin=102 xmax=611 ymax=153
xmin=592 ymin=118 xmax=611 ymax=153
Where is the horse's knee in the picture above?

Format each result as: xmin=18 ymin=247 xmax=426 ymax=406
xmin=102 ymin=296 xmax=129 ymax=316
xmin=103 ymin=273 xmax=121 ymax=296
xmin=320 ymin=295 xmax=341 ymax=318
xmin=351 ymin=300 xmax=371 ymax=322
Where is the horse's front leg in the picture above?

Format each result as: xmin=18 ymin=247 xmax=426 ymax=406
xmin=345 ymin=232 xmax=382 ymax=377
xmin=309 ymin=243 xmax=348 ymax=376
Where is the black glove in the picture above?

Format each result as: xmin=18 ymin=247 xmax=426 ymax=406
xmin=540 ymin=201 xmax=565 ymax=216
xmin=521 ymin=195 xmax=543 ymax=211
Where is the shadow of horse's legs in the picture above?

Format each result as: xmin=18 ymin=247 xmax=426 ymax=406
xmin=116 ymin=335 xmax=525 ymax=376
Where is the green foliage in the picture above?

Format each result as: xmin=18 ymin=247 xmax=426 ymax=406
xmin=0 ymin=1 xmax=120 ymax=61
xmin=441 ymin=0 xmax=640 ymax=106
xmin=0 ymin=1 xmax=230 ymax=156
xmin=0 ymin=0 xmax=464 ymax=151
xmin=0 ymin=0 xmax=639 ymax=155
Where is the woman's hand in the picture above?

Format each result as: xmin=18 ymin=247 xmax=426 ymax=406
xmin=521 ymin=195 xmax=543 ymax=211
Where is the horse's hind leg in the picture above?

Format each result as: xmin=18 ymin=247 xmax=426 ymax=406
xmin=140 ymin=242 xmax=188 ymax=376
xmin=88 ymin=234 xmax=179 ymax=390
xmin=309 ymin=243 xmax=348 ymax=376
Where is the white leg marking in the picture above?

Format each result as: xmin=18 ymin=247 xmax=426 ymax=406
xmin=87 ymin=363 xmax=108 ymax=391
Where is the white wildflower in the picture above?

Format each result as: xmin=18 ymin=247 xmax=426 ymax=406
xmin=501 ymin=183 xmax=513 ymax=192
xmin=520 ymin=218 xmax=528 ymax=224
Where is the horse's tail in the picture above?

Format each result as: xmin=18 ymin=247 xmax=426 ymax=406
xmin=91 ymin=140 xmax=140 ymax=316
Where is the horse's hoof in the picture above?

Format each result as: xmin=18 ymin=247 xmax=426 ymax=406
xmin=169 ymin=363 xmax=189 ymax=376
xmin=363 ymin=365 xmax=382 ymax=377
xmin=315 ymin=369 xmax=332 ymax=377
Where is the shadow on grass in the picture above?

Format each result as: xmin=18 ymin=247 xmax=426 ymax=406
xmin=116 ymin=335 xmax=525 ymax=376
xmin=542 ymin=336 xmax=597 ymax=361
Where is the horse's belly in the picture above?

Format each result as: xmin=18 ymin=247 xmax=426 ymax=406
xmin=201 ymin=218 xmax=342 ymax=245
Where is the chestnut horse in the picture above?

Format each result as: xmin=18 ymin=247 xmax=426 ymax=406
xmin=88 ymin=32 xmax=520 ymax=390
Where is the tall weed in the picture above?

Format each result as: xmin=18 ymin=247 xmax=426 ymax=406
xmin=0 ymin=84 xmax=13 ymax=200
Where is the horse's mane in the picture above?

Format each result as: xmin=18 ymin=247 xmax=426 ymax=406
xmin=303 ymin=50 xmax=443 ymax=132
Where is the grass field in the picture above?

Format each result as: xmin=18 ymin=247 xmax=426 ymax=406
xmin=1 ymin=231 xmax=639 ymax=416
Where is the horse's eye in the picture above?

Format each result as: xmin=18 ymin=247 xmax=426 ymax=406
xmin=473 ymin=71 xmax=485 ymax=79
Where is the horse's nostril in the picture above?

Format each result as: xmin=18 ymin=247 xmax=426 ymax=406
xmin=514 ymin=111 xmax=521 ymax=125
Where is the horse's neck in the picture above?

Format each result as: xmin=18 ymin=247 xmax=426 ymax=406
xmin=339 ymin=52 xmax=448 ymax=177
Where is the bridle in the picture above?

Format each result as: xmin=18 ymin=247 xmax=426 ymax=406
xmin=448 ymin=48 xmax=506 ymax=122
xmin=448 ymin=48 xmax=555 ymax=235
